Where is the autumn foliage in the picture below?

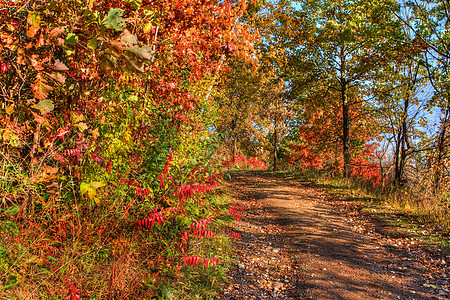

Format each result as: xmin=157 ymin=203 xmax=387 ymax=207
xmin=0 ymin=0 xmax=255 ymax=297
xmin=222 ymin=154 xmax=268 ymax=170
xmin=286 ymin=92 xmax=381 ymax=186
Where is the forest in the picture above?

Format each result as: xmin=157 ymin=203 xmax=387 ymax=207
xmin=0 ymin=0 xmax=449 ymax=298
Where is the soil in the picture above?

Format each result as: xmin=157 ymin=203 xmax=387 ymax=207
xmin=217 ymin=172 xmax=450 ymax=300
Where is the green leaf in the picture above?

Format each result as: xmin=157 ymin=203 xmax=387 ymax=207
xmin=64 ymin=48 xmax=75 ymax=56
xmin=128 ymin=95 xmax=138 ymax=104
xmin=102 ymin=8 xmax=126 ymax=32
xmin=64 ymin=33 xmax=78 ymax=45
xmin=32 ymin=100 xmax=54 ymax=115
xmin=124 ymin=0 xmax=142 ymax=9
xmin=87 ymin=38 xmax=98 ymax=50
xmin=80 ymin=182 xmax=91 ymax=195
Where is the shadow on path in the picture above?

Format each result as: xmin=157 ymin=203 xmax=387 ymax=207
xmin=220 ymin=172 xmax=445 ymax=300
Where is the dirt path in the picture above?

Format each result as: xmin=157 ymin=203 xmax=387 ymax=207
xmin=217 ymin=172 xmax=449 ymax=300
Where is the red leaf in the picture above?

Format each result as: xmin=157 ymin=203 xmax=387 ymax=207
xmin=67 ymin=284 xmax=80 ymax=300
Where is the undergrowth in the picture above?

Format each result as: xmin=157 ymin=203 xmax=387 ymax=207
xmin=0 ymin=183 xmax=240 ymax=299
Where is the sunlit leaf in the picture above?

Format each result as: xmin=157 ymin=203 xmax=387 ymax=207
xmin=120 ymin=29 xmax=138 ymax=47
xmin=90 ymin=181 xmax=106 ymax=189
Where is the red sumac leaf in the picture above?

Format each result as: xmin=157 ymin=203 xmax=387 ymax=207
xmin=67 ymin=284 xmax=80 ymax=300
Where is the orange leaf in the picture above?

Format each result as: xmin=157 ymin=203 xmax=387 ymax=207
xmin=29 ymin=55 xmax=44 ymax=71
xmin=31 ymin=73 xmax=53 ymax=100
xmin=48 ymin=26 xmax=66 ymax=38
xmin=45 ymin=72 xmax=66 ymax=84
xmin=51 ymin=59 xmax=69 ymax=71
xmin=27 ymin=27 xmax=39 ymax=38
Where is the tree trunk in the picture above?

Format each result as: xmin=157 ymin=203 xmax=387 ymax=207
xmin=273 ymin=98 xmax=279 ymax=171
xmin=379 ymin=155 xmax=384 ymax=188
xmin=342 ymin=82 xmax=350 ymax=178
xmin=394 ymin=95 xmax=409 ymax=187
xmin=433 ymin=105 xmax=449 ymax=193
xmin=231 ymin=117 xmax=237 ymax=163
xmin=398 ymin=96 xmax=409 ymax=186
xmin=394 ymin=64 xmax=418 ymax=187
xmin=393 ymin=128 xmax=402 ymax=186
xmin=232 ymin=134 xmax=237 ymax=163
xmin=340 ymin=47 xmax=351 ymax=178
xmin=273 ymin=126 xmax=278 ymax=171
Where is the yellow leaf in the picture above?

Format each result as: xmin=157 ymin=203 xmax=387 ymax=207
xmin=2 ymin=129 xmax=10 ymax=141
xmin=143 ymin=22 xmax=153 ymax=33
xmin=5 ymin=104 xmax=14 ymax=115
xmin=32 ymin=99 xmax=54 ymax=115
xmin=72 ymin=113 xmax=84 ymax=123
xmin=90 ymin=181 xmax=106 ymax=189
xmin=27 ymin=11 xmax=41 ymax=28
xmin=75 ymin=122 xmax=88 ymax=132
xmin=92 ymin=127 xmax=100 ymax=139
xmin=94 ymin=197 xmax=101 ymax=205
xmin=87 ymin=187 xmax=97 ymax=199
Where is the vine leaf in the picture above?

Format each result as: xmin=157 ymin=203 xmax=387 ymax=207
xmin=102 ymin=9 xmax=126 ymax=32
